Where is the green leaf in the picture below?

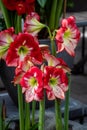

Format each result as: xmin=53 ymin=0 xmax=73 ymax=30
xmin=0 ymin=0 xmax=11 ymax=28
xmin=0 ymin=103 xmax=3 ymax=130
xmin=37 ymin=0 xmax=47 ymax=8
xmin=30 ymin=122 xmax=38 ymax=130
xmin=0 ymin=45 xmax=9 ymax=58
xmin=5 ymin=120 xmax=14 ymax=130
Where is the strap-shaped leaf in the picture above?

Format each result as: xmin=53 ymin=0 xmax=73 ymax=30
xmin=37 ymin=0 xmax=47 ymax=8
xmin=0 ymin=103 xmax=3 ymax=130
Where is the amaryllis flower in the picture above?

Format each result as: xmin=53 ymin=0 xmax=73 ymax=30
xmin=0 ymin=27 xmax=16 ymax=59
xmin=14 ymin=56 xmax=34 ymax=85
xmin=43 ymin=53 xmax=71 ymax=73
xmin=2 ymin=0 xmax=16 ymax=10
xmin=44 ymin=66 xmax=68 ymax=100
xmin=55 ymin=16 xmax=80 ymax=56
xmin=2 ymin=0 xmax=35 ymax=15
xmin=6 ymin=33 xmax=43 ymax=66
xmin=25 ymin=0 xmax=35 ymax=14
xmin=24 ymin=12 xmax=45 ymax=36
xmin=15 ymin=1 xmax=26 ymax=15
xmin=20 ymin=66 xmax=44 ymax=102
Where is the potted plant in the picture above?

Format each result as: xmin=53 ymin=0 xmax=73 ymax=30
xmin=0 ymin=0 xmax=80 ymax=130
xmin=0 ymin=0 xmax=74 ymax=107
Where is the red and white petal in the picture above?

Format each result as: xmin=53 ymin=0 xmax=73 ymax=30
xmin=46 ymin=90 xmax=55 ymax=100
xmin=25 ymin=87 xmax=34 ymax=102
xmin=64 ymin=40 xmax=75 ymax=56
xmin=53 ymin=86 xmax=65 ymax=99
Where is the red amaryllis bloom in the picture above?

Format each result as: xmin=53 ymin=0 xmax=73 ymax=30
xmin=24 ymin=12 xmax=45 ymax=36
xmin=15 ymin=1 xmax=26 ymax=15
xmin=0 ymin=27 xmax=16 ymax=59
xmin=43 ymin=53 xmax=71 ymax=73
xmin=15 ymin=0 xmax=35 ymax=15
xmin=6 ymin=33 xmax=43 ymax=66
xmin=44 ymin=66 xmax=68 ymax=100
xmin=20 ymin=66 xmax=44 ymax=102
xmin=55 ymin=16 xmax=80 ymax=56
xmin=14 ymin=56 xmax=34 ymax=85
xmin=2 ymin=0 xmax=35 ymax=15
xmin=25 ymin=0 xmax=35 ymax=14
xmin=2 ymin=0 xmax=16 ymax=10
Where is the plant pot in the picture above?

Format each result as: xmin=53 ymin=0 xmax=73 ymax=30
xmin=0 ymin=39 xmax=73 ymax=107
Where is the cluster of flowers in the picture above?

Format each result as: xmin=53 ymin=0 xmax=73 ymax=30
xmin=0 ymin=15 xmax=80 ymax=102
xmin=0 ymin=0 xmax=80 ymax=103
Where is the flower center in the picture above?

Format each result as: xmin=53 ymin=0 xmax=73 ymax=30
xmin=6 ymin=34 xmax=13 ymax=44
xmin=28 ymin=77 xmax=38 ymax=88
xmin=49 ymin=77 xmax=58 ymax=88
xmin=18 ymin=45 xmax=29 ymax=55
xmin=64 ymin=28 xmax=71 ymax=39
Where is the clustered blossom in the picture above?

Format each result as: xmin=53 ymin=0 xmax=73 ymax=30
xmin=0 ymin=12 xmax=80 ymax=102
xmin=2 ymin=0 xmax=35 ymax=15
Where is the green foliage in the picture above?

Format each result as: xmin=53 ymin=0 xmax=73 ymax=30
xmin=67 ymin=0 xmax=74 ymax=8
xmin=30 ymin=122 xmax=38 ymax=130
xmin=0 ymin=103 xmax=3 ymax=130
xmin=0 ymin=17 xmax=6 ymax=31
xmin=37 ymin=0 xmax=47 ymax=8
xmin=5 ymin=120 xmax=15 ymax=130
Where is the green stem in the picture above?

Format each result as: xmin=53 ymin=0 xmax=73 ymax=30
xmin=0 ymin=103 xmax=3 ymax=130
xmin=46 ymin=26 xmax=52 ymax=39
xmin=63 ymin=0 xmax=67 ymax=18
xmin=0 ymin=0 xmax=11 ymax=28
xmin=38 ymin=99 xmax=45 ymax=130
xmin=51 ymin=40 xmax=56 ymax=57
xmin=55 ymin=0 xmax=64 ymax=28
xmin=48 ymin=0 xmax=63 ymax=30
xmin=15 ymin=15 xmax=22 ymax=34
xmin=48 ymin=0 xmax=57 ymax=31
xmin=25 ymin=102 xmax=30 ymax=130
xmin=2 ymin=100 xmax=5 ymax=130
xmin=46 ymin=26 xmax=56 ymax=57
xmin=64 ymin=74 xmax=71 ymax=130
xmin=32 ymin=101 xmax=36 ymax=125
xmin=17 ymin=85 xmax=24 ymax=130
xmin=55 ymin=99 xmax=63 ymax=130
xmin=16 ymin=11 xmax=25 ymax=130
